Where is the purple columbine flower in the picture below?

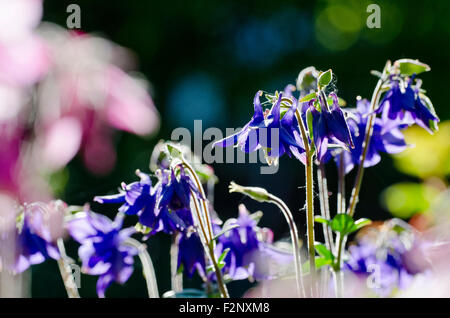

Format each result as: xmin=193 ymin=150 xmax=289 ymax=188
xmin=215 ymin=91 xmax=306 ymax=164
xmin=334 ymin=98 xmax=407 ymax=174
xmin=215 ymin=205 xmax=293 ymax=281
xmin=376 ymin=78 xmax=439 ymax=133
xmin=310 ymin=93 xmax=354 ymax=163
xmin=176 ymin=206 xmax=292 ymax=282
xmin=12 ymin=202 xmax=62 ymax=273
xmin=214 ymin=91 xmax=265 ymax=153
xmin=345 ymin=229 xmax=427 ymax=297
xmin=151 ymin=167 xmax=202 ymax=235
xmin=94 ymin=171 xmax=160 ymax=230
xmin=177 ymin=230 xmax=206 ymax=279
xmin=68 ymin=211 xmax=137 ymax=298
xmin=259 ymin=94 xmax=306 ymax=164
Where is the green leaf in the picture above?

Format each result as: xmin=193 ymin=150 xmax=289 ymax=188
xmin=165 ymin=143 xmax=184 ymax=160
xmin=296 ymin=66 xmax=318 ymax=91
xmin=318 ymin=69 xmax=332 ymax=88
xmin=299 ymin=92 xmax=316 ymax=103
xmin=354 ymin=218 xmax=372 ymax=231
xmin=218 ymin=248 xmax=230 ymax=269
xmin=314 ymin=242 xmax=334 ymax=261
xmin=330 ymin=214 xmax=371 ymax=235
xmin=330 ymin=214 xmax=354 ymax=234
xmin=306 ymin=107 xmax=314 ymax=141
xmin=211 ymin=224 xmax=240 ymax=242
xmin=314 ymin=216 xmax=330 ymax=225
xmin=395 ymin=59 xmax=430 ymax=76
xmin=419 ymin=94 xmax=439 ymax=133
xmin=302 ymin=257 xmax=332 ymax=273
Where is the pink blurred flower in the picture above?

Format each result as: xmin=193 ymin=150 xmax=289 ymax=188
xmin=0 ymin=0 xmax=49 ymax=86
xmin=35 ymin=25 xmax=159 ymax=174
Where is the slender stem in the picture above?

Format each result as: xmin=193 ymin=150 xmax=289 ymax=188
xmin=183 ymin=161 xmax=229 ymax=298
xmin=183 ymin=162 xmax=214 ymax=242
xmin=305 ymin=154 xmax=316 ymax=279
xmin=295 ymin=108 xmax=316 ymax=295
xmin=332 ymin=269 xmax=343 ymax=298
xmin=56 ymin=239 xmax=80 ymax=298
xmin=337 ymin=155 xmax=346 ymax=216
xmin=170 ymin=234 xmax=183 ymax=293
xmin=268 ymin=195 xmax=305 ymax=298
xmin=294 ymin=110 xmax=311 ymax=155
xmin=347 ymin=63 xmax=389 ymax=218
xmin=207 ymin=244 xmax=229 ymax=298
xmin=317 ymin=164 xmax=334 ymax=253
xmin=334 ymin=62 xmax=390 ymax=284
xmin=124 ymin=238 xmax=159 ymax=298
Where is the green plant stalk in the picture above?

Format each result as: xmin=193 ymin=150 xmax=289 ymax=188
xmin=346 ymin=63 xmax=389 ymax=218
xmin=190 ymin=189 xmax=229 ymax=298
xmin=170 ymin=234 xmax=183 ymax=293
xmin=317 ymin=164 xmax=333 ymax=253
xmin=268 ymin=194 xmax=305 ymax=298
xmin=295 ymin=108 xmax=316 ymax=295
xmin=182 ymin=161 xmax=229 ymax=298
xmin=337 ymin=154 xmax=346 ymax=216
xmin=334 ymin=62 xmax=389 ymax=274
xmin=305 ymin=154 xmax=316 ymax=277
xmin=56 ymin=238 xmax=80 ymax=298
xmin=124 ymin=238 xmax=159 ymax=298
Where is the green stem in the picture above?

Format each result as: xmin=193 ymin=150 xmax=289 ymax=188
xmin=317 ymin=164 xmax=333 ymax=253
xmin=268 ymin=194 xmax=305 ymax=298
xmin=347 ymin=62 xmax=389 ymax=218
xmin=295 ymin=108 xmax=316 ymax=296
xmin=124 ymin=238 xmax=159 ymax=298
xmin=56 ymin=239 xmax=80 ymax=298
xmin=334 ymin=62 xmax=390 ymax=280
xmin=182 ymin=161 xmax=229 ymax=298
xmin=170 ymin=234 xmax=183 ymax=293
xmin=207 ymin=244 xmax=229 ymax=298
xmin=337 ymin=155 xmax=346 ymax=216
xmin=305 ymin=154 xmax=316 ymax=279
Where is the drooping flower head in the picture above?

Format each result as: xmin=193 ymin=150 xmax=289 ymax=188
xmin=94 ymin=170 xmax=159 ymax=230
xmin=310 ymin=93 xmax=354 ymax=162
xmin=9 ymin=200 xmax=65 ymax=273
xmin=94 ymin=166 xmax=202 ymax=237
xmin=214 ymin=91 xmax=306 ymax=164
xmin=333 ymin=98 xmax=408 ymax=174
xmin=214 ymin=205 xmax=293 ymax=281
xmin=175 ymin=205 xmax=293 ymax=283
xmin=67 ymin=210 xmax=137 ymax=298
xmin=177 ymin=229 xmax=206 ymax=279
xmin=154 ymin=167 xmax=202 ymax=235
xmin=375 ymin=66 xmax=439 ymax=134
xmin=214 ymin=91 xmax=265 ymax=153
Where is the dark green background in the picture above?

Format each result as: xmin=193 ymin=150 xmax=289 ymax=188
xmin=32 ymin=0 xmax=450 ymax=297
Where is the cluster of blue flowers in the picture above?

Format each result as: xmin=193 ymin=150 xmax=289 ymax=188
xmin=3 ymin=59 xmax=440 ymax=298
xmin=216 ymin=61 xmax=439 ymax=171
xmin=344 ymin=225 xmax=429 ymax=296
xmin=68 ymin=160 xmax=290 ymax=296
xmin=214 ymin=91 xmax=307 ymax=164
xmin=177 ymin=205 xmax=293 ymax=282
xmin=330 ymin=98 xmax=408 ymax=173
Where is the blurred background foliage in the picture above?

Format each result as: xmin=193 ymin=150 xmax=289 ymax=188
xmin=32 ymin=0 xmax=450 ymax=297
